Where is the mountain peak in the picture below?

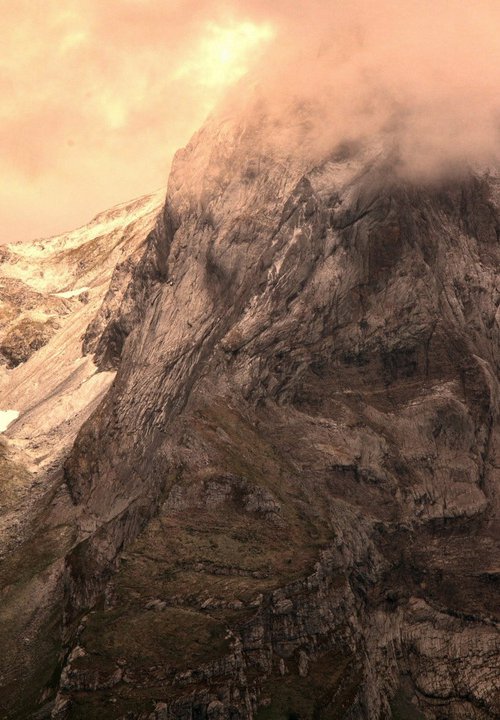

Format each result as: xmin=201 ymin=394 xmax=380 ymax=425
xmin=0 ymin=113 xmax=499 ymax=720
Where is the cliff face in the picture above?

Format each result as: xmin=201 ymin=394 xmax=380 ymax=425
xmin=1 ymin=112 xmax=499 ymax=720
xmin=54 ymin=114 xmax=500 ymax=720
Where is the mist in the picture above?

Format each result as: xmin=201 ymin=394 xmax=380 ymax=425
xmin=1 ymin=1 xmax=499 ymax=242
xmin=233 ymin=0 xmax=500 ymax=179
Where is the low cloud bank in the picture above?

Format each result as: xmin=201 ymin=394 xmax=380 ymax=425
xmin=232 ymin=0 xmax=500 ymax=179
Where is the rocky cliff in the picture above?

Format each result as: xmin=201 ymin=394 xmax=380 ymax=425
xmin=0 ymin=111 xmax=499 ymax=720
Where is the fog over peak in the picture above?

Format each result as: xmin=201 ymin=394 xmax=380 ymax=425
xmin=231 ymin=0 xmax=500 ymax=179
xmin=1 ymin=0 xmax=499 ymax=242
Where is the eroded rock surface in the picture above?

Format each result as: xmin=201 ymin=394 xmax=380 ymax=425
xmin=1 ymin=113 xmax=499 ymax=720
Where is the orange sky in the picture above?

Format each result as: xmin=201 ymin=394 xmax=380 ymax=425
xmin=2 ymin=1 xmax=499 ymax=243
xmin=0 ymin=1 xmax=275 ymax=242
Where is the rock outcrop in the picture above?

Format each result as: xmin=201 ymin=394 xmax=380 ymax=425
xmin=1 ymin=111 xmax=499 ymax=720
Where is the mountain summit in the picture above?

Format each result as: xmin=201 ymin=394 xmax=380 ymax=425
xmin=0 ymin=110 xmax=499 ymax=720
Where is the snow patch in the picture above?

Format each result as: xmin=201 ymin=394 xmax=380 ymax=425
xmin=0 ymin=410 xmax=19 ymax=433
xmin=9 ymin=191 xmax=163 ymax=262
xmin=52 ymin=286 xmax=89 ymax=299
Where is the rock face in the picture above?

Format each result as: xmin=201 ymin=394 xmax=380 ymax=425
xmin=1 ymin=113 xmax=499 ymax=720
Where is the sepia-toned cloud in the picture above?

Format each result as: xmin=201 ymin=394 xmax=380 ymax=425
xmin=1 ymin=1 xmax=499 ymax=242
xmin=0 ymin=0 xmax=273 ymax=242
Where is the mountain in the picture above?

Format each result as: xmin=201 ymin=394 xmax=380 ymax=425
xmin=0 ymin=190 xmax=163 ymax=459
xmin=0 ymin=111 xmax=499 ymax=720
xmin=0 ymin=190 xmax=163 ymax=717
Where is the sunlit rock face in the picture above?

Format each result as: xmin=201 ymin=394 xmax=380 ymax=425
xmin=1 ymin=108 xmax=499 ymax=720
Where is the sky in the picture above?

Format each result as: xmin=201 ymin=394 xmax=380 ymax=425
xmin=0 ymin=1 xmax=275 ymax=243
xmin=1 ymin=1 xmax=499 ymax=243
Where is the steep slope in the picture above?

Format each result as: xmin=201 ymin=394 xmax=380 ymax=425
xmin=0 ymin=190 xmax=163 ymax=464
xmin=48 ymin=115 xmax=499 ymax=720
xmin=0 ymin=191 xmax=163 ymax=718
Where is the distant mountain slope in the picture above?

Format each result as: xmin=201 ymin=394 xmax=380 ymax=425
xmin=0 ymin=191 xmax=163 ymax=719
xmin=0 ymin=188 xmax=162 ymax=443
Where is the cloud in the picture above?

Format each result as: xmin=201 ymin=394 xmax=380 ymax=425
xmin=0 ymin=0 xmax=272 ymax=242
xmin=236 ymin=0 xmax=500 ymax=179
xmin=1 ymin=1 xmax=499 ymax=242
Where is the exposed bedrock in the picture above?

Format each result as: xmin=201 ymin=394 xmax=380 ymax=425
xmin=3 ymin=116 xmax=500 ymax=718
